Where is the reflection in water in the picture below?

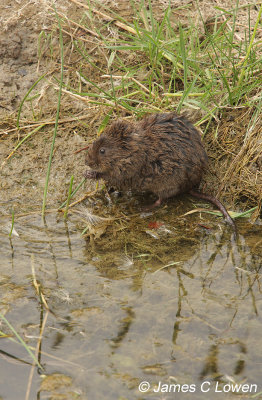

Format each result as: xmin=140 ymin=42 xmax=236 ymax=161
xmin=200 ymin=341 xmax=247 ymax=380
xmin=110 ymin=307 xmax=135 ymax=348
xmin=0 ymin=211 xmax=261 ymax=399
xmin=200 ymin=344 xmax=219 ymax=379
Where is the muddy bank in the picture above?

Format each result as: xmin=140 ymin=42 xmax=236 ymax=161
xmin=0 ymin=0 xmax=261 ymax=218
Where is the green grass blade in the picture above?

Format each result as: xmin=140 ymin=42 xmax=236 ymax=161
xmin=6 ymin=125 xmax=45 ymax=162
xmin=236 ymin=3 xmax=262 ymax=95
xmin=64 ymin=176 xmax=74 ymax=219
xmin=58 ymin=178 xmax=86 ymax=209
xmin=42 ymin=5 xmax=64 ymax=218
xmin=17 ymin=74 xmax=47 ymax=129
xmin=0 ymin=312 xmax=43 ymax=371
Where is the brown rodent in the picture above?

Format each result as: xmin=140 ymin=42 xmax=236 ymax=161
xmin=85 ymin=112 xmax=235 ymax=229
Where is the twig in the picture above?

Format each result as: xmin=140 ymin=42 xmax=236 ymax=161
xmin=56 ymin=86 xmax=128 ymax=111
xmin=68 ymin=0 xmax=137 ymax=35
xmin=1 ymin=114 xmax=97 ymax=135
xmin=59 ymin=190 xmax=98 ymax=209
xmin=55 ymin=9 xmax=100 ymax=38
xmin=101 ymin=74 xmax=159 ymax=99
xmin=31 ymin=254 xmax=49 ymax=311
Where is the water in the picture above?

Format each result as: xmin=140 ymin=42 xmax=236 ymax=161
xmin=0 ymin=207 xmax=261 ymax=400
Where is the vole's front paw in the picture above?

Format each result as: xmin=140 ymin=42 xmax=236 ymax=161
xmin=84 ymin=170 xmax=97 ymax=179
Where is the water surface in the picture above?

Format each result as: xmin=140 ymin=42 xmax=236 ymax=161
xmin=0 ymin=205 xmax=261 ymax=400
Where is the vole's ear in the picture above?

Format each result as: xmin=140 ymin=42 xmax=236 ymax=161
xmin=105 ymin=120 xmax=133 ymax=139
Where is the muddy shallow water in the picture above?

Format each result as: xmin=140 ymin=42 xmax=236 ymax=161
xmin=0 ymin=199 xmax=262 ymax=400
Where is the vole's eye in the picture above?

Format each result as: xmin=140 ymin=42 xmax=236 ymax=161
xmin=99 ymin=148 xmax=105 ymax=154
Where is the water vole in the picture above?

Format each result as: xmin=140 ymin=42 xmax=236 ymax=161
xmin=85 ymin=112 xmax=235 ymax=229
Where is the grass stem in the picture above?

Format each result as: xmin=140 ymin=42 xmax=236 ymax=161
xmin=59 ymin=178 xmax=86 ymax=209
xmin=64 ymin=176 xmax=74 ymax=219
xmin=42 ymin=4 xmax=64 ymax=218
xmin=9 ymin=210 xmax=15 ymax=238
xmin=236 ymin=4 xmax=262 ymax=93
xmin=17 ymin=74 xmax=47 ymax=129
xmin=0 ymin=312 xmax=43 ymax=371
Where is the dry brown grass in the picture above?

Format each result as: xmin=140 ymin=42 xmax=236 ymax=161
xmin=204 ymin=108 xmax=262 ymax=218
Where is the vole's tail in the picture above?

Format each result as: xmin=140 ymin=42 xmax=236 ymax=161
xmin=189 ymin=189 xmax=237 ymax=233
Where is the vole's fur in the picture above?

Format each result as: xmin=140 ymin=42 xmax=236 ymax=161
xmin=85 ymin=112 xmax=235 ymax=229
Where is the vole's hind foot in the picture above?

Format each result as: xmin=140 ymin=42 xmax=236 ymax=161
xmin=153 ymin=198 xmax=162 ymax=207
xmin=141 ymin=197 xmax=162 ymax=212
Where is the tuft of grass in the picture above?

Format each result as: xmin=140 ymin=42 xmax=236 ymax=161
xmin=236 ymin=3 xmax=262 ymax=96
xmin=55 ymin=0 xmax=261 ymax=130
xmin=37 ymin=30 xmax=54 ymax=62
